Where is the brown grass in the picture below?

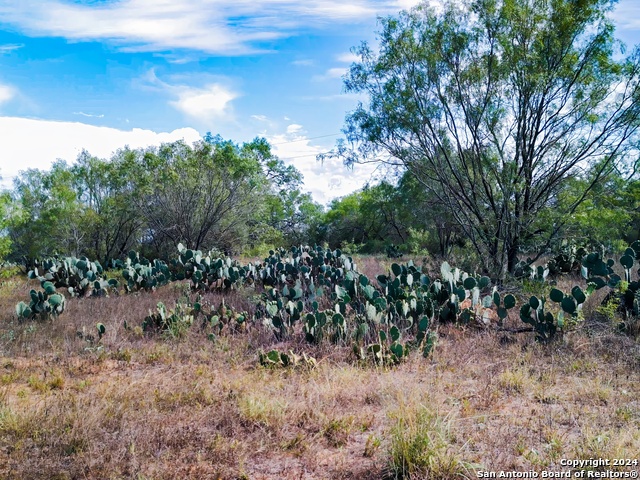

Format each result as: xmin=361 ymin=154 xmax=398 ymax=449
xmin=0 ymin=274 xmax=639 ymax=479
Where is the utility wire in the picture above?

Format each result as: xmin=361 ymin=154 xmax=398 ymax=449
xmin=0 ymin=133 xmax=343 ymax=176
xmin=279 ymin=151 xmax=333 ymax=161
xmin=270 ymin=133 xmax=341 ymax=146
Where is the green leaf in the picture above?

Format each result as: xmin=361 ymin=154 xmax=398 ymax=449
xmin=519 ymin=304 xmax=533 ymax=325
xmin=266 ymin=303 xmax=278 ymax=317
xmin=280 ymin=352 xmax=291 ymax=367
xmin=391 ymin=263 xmax=401 ymax=277
xmin=529 ymin=296 xmax=540 ymax=310
xmin=390 ymin=325 xmax=400 ymax=342
xmin=306 ymin=313 xmax=316 ymax=328
xmin=571 ymin=286 xmax=586 ymax=305
xmin=48 ymin=294 xmax=63 ymax=308
xmin=621 ymin=254 xmax=634 ymax=269
xmin=418 ymin=316 xmax=429 ymax=332
xmin=503 ymin=294 xmax=516 ymax=309
xmin=390 ymin=342 xmax=404 ymax=359
xmin=588 ymin=277 xmax=607 ymax=290
xmin=266 ymin=350 xmax=281 ymax=364
xmin=368 ymin=343 xmax=382 ymax=357
xmin=482 ymin=295 xmax=492 ymax=308
xmin=15 ymin=301 xmax=28 ymax=317
xmin=608 ymin=274 xmax=621 ymax=288
xmin=463 ymin=277 xmax=477 ymax=289
xmin=42 ymin=281 xmax=56 ymax=295
xmin=549 ymin=288 xmax=564 ymax=303
xmin=561 ymin=296 xmax=576 ymax=315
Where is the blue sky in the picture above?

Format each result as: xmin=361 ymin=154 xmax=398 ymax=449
xmin=0 ymin=0 xmax=639 ymax=203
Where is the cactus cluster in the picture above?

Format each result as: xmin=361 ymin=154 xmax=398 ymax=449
xmin=511 ymin=241 xmax=640 ymax=340
xmin=15 ymin=282 xmax=65 ymax=319
xmin=513 ymin=261 xmax=549 ymax=282
xmin=547 ymin=246 xmax=587 ymax=275
xmin=16 ymin=255 xmax=120 ymax=321
xmin=354 ymin=326 xmax=413 ymax=365
xmin=256 ymin=246 xmax=355 ymax=289
xmin=143 ymin=301 xmax=194 ymax=337
xmin=15 ymin=239 xmax=640 ymax=351
xmin=603 ymin=241 xmax=640 ymax=331
xmin=258 ymin=349 xmax=317 ymax=368
xmin=28 ymin=256 xmax=113 ymax=297
xmin=174 ymin=243 xmax=254 ymax=291
xmin=141 ymin=292 xmax=249 ymax=339
xmin=385 ymin=244 xmax=403 ymax=258
xmin=253 ymin=251 xmax=507 ymax=363
xmin=519 ymin=296 xmax=557 ymax=342
xmin=122 ymin=251 xmax=171 ymax=292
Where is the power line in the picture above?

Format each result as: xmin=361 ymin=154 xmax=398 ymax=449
xmin=270 ymin=133 xmax=341 ymax=146
xmin=0 ymin=134 xmax=342 ymax=175
xmin=279 ymin=151 xmax=333 ymax=161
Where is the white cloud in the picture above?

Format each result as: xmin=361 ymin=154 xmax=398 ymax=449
xmin=170 ymin=84 xmax=237 ymax=122
xmin=267 ymin=125 xmax=377 ymax=204
xmin=0 ymin=0 xmax=276 ymax=55
xmin=313 ymin=52 xmax=361 ymax=85
xmin=286 ymin=124 xmax=304 ymax=134
xmin=0 ymin=114 xmax=378 ymax=203
xmin=0 ymin=0 xmax=413 ymax=55
xmin=141 ymin=70 xmax=238 ymax=124
xmin=396 ymin=0 xmax=424 ymax=8
xmin=0 ymin=116 xmax=201 ymax=188
xmin=0 ymin=84 xmax=15 ymax=104
xmin=314 ymin=67 xmax=348 ymax=82
xmin=326 ymin=67 xmax=348 ymax=78
xmin=310 ymin=53 xmax=359 ymax=85
xmin=292 ymin=59 xmax=314 ymax=67
xmin=0 ymin=43 xmax=23 ymax=54
xmin=612 ymin=0 xmax=640 ymax=30
xmin=73 ymin=111 xmax=104 ymax=118
xmin=152 ymin=52 xmax=202 ymax=64
xmin=251 ymin=114 xmax=268 ymax=122
xmin=336 ymin=52 xmax=360 ymax=63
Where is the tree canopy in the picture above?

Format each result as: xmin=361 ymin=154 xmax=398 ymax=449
xmin=2 ymin=136 xmax=324 ymax=266
xmin=333 ymin=0 xmax=640 ymax=276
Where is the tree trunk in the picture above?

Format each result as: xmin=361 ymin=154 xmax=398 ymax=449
xmin=507 ymin=237 xmax=520 ymax=276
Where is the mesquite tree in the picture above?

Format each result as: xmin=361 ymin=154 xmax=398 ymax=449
xmin=332 ymin=0 xmax=640 ymax=277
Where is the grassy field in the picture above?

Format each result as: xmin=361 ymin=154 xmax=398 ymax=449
xmin=0 ymin=256 xmax=639 ymax=479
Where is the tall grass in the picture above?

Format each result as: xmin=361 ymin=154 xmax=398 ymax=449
xmin=387 ymin=403 xmax=476 ymax=479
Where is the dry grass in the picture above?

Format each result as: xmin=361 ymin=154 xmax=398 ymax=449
xmin=0 ymin=274 xmax=639 ymax=479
